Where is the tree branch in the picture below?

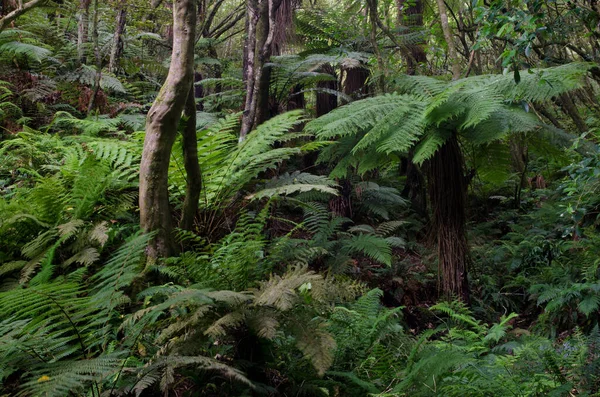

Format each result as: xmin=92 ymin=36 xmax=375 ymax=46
xmin=0 ymin=0 xmax=48 ymax=32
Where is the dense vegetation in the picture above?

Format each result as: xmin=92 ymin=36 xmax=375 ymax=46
xmin=1 ymin=0 xmax=600 ymax=395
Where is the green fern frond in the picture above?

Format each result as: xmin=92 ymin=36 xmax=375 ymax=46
xmin=344 ymin=234 xmax=393 ymax=266
xmin=249 ymin=172 xmax=339 ymax=199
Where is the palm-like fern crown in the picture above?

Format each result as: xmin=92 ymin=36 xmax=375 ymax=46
xmin=306 ymin=63 xmax=596 ymax=172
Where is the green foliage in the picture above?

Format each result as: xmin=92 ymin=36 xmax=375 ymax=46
xmin=2 ymin=2 xmax=600 ymax=396
xmin=307 ymin=64 xmax=594 ymax=182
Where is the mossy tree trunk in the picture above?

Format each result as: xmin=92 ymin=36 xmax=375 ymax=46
xmin=140 ymin=0 xmax=196 ymax=259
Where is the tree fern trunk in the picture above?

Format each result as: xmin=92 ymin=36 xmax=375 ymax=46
xmin=140 ymin=0 xmax=196 ymax=259
xmin=342 ymin=65 xmax=370 ymax=99
xmin=316 ymin=63 xmax=337 ymax=117
xmin=304 ymin=63 xmax=337 ymax=169
xmin=428 ymin=134 xmax=470 ymax=302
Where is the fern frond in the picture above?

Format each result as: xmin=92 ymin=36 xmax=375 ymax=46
xmin=249 ymin=172 xmax=339 ymax=199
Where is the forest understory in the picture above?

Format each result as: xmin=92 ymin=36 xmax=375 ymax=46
xmin=1 ymin=0 xmax=600 ymax=396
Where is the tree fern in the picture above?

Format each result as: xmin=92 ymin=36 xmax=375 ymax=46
xmin=307 ymin=63 xmax=595 ymax=172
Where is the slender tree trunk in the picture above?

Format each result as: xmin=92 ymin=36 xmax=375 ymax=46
xmin=254 ymin=0 xmax=273 ymax=126
xmin=140 ymin=0 xmax=197 ymax=259
xmin=367 ymin=0 xmax=386 ymax=91
xmin=77 ymin=0 xmax=90 ymax=64
xmin=194 ymin=71 xmax=204 ymax=110
xmin=240 ymin=0 xmax=282 ymax=140
xmin=87 ymin=0 xmax=101 ymax=115
xmin=108 ymin=1 xmax=127 ymax=74
xmin=396 ymin=0 xmax=427 ymax=75
xmin=396 ymin=0 xmax=428 ymax=216
xmin=180 ymin=86 xmax=201 ymax=230
xmin=435 ymin=0 xmax=461 ymax=79
xmin=239 ymin=0 xmax=261 ymax=140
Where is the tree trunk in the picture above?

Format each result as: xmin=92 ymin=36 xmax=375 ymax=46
xmin=254 ymin=62 xmax=273 ymax=125
xmin=179 ymin=86 xmax=201 ymax=231
xmin=400 ymin=153 xmax=427 ymax=217
xmin=557 ymin=93 xmax=588 ymax=133
xmin=396 ymin=0 xmax=428 ymax=215
xmin=77 ymin=0 xmax=90 ymax=64
xmin=342 ymin=65 xmax=370 ymax=99
xmin=87 ymin=0 xmax=101 ymax=115
xmin=194 ymin=71 xmax=204 ymax=110
xmin=435 ymin=0 xmax=461 ymax=79
xmin=239 ymin=0 xmax=261 ymax=140
xmin=316 ymin=63 xmax=337 ymax=117
xmin=396 ymin=0 xmax=427 ymax=75
xmin=367 ymin=0 xmax=386 ymax=91
xmin=304 ymin=63 xmax=337 ymax=169
xmin=108 ymin=1 xmax=127 ymax=74
xmin=254 ymin=0 xmax=274 ymax=126
xmin=286 ymin=84 xmax=304 ymax=111
xmin=240 ymin=0 xmax=282 ymax=140
xmin=140 ymin=0 xmax=197 ymax=259
xmin=428 ymin=134 xmax=470 ymax=301
xmin=427 ymin=0 xmax=469 ymax=302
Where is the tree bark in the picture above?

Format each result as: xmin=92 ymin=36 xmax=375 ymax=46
xmin=304 ymin=63 xmax=337 ymax=169
xmin=140 ymin=0 xmax=197 ymax=259
xmin=0 ymin=0 xmax=47 ymax=32
xmin=240 ymin=0 xmax=282 ymax=140
xmin=194 ymin=71 xmax=204 ymax=110
xmin=179 ymin=86 xmax=201 ymax=231
xmin=239 ymin=0 xmax=261 ymax=140
xmin=428 ymin=134 xmax=470 ymax=302
xmin=342 ymin=65 xmax=370 ymax=99
xmin=87 ymin=0 xmax=101 ymax=115
xmin=108 ymin=1 xmax=127 ymax=74
xmin=367 ymin=0 xmax=386 ymax=91
xmin=557 ymin=93 xmax=588 ymax=133
xmin=435 ymin=0 xmax=461 ymax=79
xmin=396 ymin=0 xmax=427 ymax=75
xmin=77 ymin=0 xmax=91 ymax=64
xmin=396 ymin=0 xmax=428 ymax=216
xmin=316 ymin=63 xmax=337 ymax=117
